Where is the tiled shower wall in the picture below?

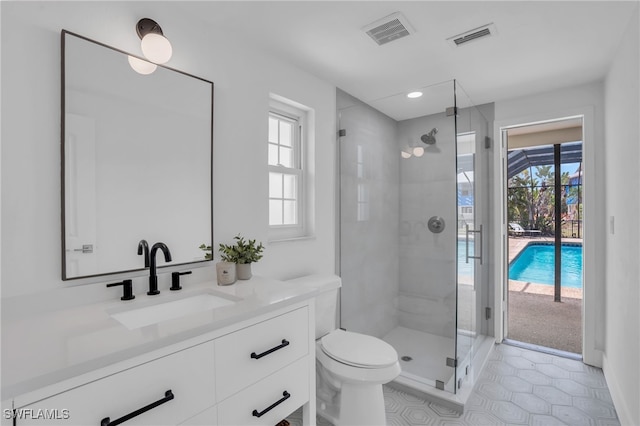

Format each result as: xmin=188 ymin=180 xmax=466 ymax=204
xmin=396 ymin=113 xmax=458 ymax=338
xmin=337 ymin=89 xmax=400 ymax=338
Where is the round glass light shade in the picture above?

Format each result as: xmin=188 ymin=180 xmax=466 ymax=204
xmin=407 ymin=91 xmax=423 ymax=99
xmin=128 ymin=56 xmax=157 ymax=75
xmin=141 ymin=33 xmax=172 ymax=64
xmin=413 ymin=146 xmax=425 ymax=157
xmin=401 ymin=150 xmax=412 ymax=159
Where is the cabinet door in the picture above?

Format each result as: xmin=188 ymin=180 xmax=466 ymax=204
xmin=217 ymin=357 xmax=309 ymax=426
xmin=16 ymin=342 xmax=215 ymax=425
xmin=215 ymin=306 xmax=309 ymax=401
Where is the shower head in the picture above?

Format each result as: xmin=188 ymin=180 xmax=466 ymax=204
xmin=420 ymin=128 xmax=438 ymax=145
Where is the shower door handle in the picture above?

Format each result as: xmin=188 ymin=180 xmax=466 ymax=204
xmin=465 ymin=224 xmax=483 ymax=265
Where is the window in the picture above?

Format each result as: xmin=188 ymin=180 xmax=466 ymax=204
xmin=268 ymin=112 xmax=300 ymax=226
xmin=268 ymin=97 xmax=311 ymax=240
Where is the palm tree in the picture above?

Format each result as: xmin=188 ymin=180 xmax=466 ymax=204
xmin=534 ymin=165 xmax=554 ymax=233
xmin=508 ymin=165 xmax=562 ymax=234
xmin=507 ymin=171 xmax=531 ymax=226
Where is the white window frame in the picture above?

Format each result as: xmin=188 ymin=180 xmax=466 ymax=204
xmin=268 ymin=97 xmax=311 ymax=241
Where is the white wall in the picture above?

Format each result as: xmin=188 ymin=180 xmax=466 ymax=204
xmin=1 ymin=2 xmax=336 ymax=305
xmin=493 ymin=9 xmax=640 ymax=419
xmin=603 ymin=9 xmax=640 ymax=426
xmin=494 ymin=81 xmax=606 ymax=368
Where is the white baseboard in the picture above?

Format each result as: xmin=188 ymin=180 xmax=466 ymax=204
xmin=582 ymin=347 xmax=603 ymax=368
xmin=603 ymin=354 xmax=638 ymax=426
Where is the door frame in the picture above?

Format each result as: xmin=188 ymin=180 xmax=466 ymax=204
xmin=492 ymin=106 xmax=602 ymax=367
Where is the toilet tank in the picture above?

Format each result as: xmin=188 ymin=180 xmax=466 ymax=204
xmin=285 ymin=274 xmax=342 ymax=339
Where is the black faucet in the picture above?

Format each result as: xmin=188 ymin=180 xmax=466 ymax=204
xmin=137 ymin=239 xmax=150 ymax=267
xmin=148 ymin=242 xmax=172 ymax=295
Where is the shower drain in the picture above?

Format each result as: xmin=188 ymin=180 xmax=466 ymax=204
xmin=401 ymin=355 xmax=413 ymax=362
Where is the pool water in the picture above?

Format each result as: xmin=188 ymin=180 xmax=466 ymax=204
xmin=457 ymin=240 xmax=475 ymax=277
xmin=509 ymin=243 xmax=583 ymax=288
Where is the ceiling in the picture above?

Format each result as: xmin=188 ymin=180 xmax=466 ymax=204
xmin=182 ymin=1 xmax=637 ymax=120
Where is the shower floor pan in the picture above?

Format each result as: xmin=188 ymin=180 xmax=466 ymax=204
xmin=382 ymin=326 xmax=494 ymax=413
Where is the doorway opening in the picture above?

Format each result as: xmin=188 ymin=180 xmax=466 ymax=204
xmin=503 ymin=117 xmax=584 ymax=357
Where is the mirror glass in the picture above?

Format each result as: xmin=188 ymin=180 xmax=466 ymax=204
xmin=62 ymin=31 xmax=213 ymax=280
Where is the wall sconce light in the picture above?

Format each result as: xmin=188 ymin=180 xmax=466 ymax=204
xmin=136 ymin=18 xmax=172 ymax=64
xmin=412 ymin=146 xmax=425 ymax=157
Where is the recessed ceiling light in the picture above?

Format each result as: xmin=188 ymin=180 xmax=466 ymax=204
xmin=407 ymin=91 xmax=423 ymax=99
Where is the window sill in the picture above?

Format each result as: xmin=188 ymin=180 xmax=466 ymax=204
xmin=268 ymin=234 xmax=316 ymax=244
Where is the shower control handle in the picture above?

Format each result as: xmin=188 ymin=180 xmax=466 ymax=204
xmin=428 ymin=216 xmax=445 ymax=233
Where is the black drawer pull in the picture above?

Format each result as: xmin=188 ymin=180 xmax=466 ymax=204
xmin=100 ymin=390 xmax=174 ymax=426
xmin=252 ymin=391 xmax=291 ymax=418
xmin=251 ymin=339 xmax=290 ymax=359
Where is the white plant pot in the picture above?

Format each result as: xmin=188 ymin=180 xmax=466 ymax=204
xmin=236 ymin=263 xmax=252 ymax=280
xmin=216 ymin=261 xmax=236 ymax=285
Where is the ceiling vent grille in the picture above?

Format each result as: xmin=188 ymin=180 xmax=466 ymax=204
xmin=363 ymin=12 xmax=415 ymax=46
xmin=447 ymin=23 xmax=497 ymax=47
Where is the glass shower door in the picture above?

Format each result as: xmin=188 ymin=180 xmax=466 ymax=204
xmin=455 ymin=81 xmax=488 ymax=391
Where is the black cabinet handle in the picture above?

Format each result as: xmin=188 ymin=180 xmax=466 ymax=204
xmin=250 ymin=339 xmax=290 ymax=359
xmin=100 ymin=390 xmax=174 ymax=426
xmin=252 ymin=391 xmax=291 ymax=418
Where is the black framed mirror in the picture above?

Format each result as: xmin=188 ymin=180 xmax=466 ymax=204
xmin=62 ymin=31 xmax=213 ymax=280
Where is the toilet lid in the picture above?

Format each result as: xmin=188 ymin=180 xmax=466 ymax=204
xmin=321 ymin=330 xmax=398 ymax=368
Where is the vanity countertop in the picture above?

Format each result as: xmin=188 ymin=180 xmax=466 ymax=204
xmin=1 ymin=276 xmax=317 ymax=401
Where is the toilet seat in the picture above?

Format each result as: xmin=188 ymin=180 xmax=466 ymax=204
xmin=320 ymin=330 xmax=398 ymax=368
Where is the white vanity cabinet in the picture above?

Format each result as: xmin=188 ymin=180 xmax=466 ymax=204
xmin=215 ymin=306 xmax=309 ymax=400
xmin=15 ymin=341 xmax=217 ymax=426
xmin=216 ymin=306 xmax=310 ymax=425
xmin=9 ymin=301 xmax=315 ymax=426
xmin=217 ymin=356 xmax=309 ymax=425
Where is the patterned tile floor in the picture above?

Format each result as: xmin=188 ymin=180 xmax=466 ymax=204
xmin=288 ymin=343 xmax=619 ymax=425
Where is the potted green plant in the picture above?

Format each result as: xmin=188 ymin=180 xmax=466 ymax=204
xmin=219 ymin=234 xmax=264 ymax=280
xmin=201 ymin=242 xmax=237 ymax=286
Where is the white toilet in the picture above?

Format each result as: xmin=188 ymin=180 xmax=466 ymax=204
xmin=288 ymin=275 xmax=401 ymax=426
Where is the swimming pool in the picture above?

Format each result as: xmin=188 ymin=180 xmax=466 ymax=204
xmin=509 ymin=243 xmax=583 ymax=288
xmin=457 ymin=240 xmax=475 ymax=277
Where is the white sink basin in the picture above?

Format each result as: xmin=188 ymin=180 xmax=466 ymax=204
xmin=111 ymin=293 xmax=237 ymax=330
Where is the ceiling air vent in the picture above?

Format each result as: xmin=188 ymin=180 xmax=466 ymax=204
xmin=447 ymin=23 xmax=497 ymax=47
xmin=363 ymin=12 xmax=415 ymax=46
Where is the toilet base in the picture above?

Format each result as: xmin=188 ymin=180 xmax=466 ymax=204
xmin=337 ymin=382 xmax=386 ymax=426
xmin=315 ymin=333 xmax=400 ymax=426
